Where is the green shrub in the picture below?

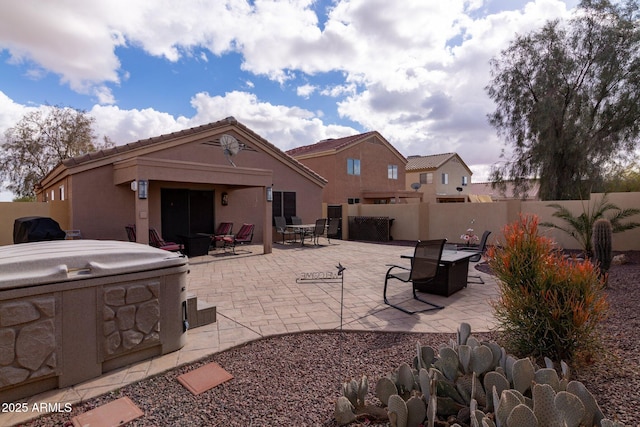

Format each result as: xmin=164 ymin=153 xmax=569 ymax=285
xmin=488 ymin=214 xmax=608 ymax=362
xmin=540 ymin=193 xmax=640 ymax=257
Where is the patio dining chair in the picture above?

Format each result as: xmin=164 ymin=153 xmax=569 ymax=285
xmin=326 ymin=217 xmax=340 ymax=244
xmin=149 ymin=228 xmax=184 ymax=252
xmin=311 ymin=218 xmax=327 ymax=245
xmin=125 ymin=224 xmax=136 ymax=242
xmin=274 ymin=216 xmax=296 ymax=244
xmin=212 ymin=222 xmax=233 ymax=248
xmin=383 ymin=239 xmax=447 ymax=314
xmin=222 ymin=223 xmax=254 ymax=254
xmin=457 ymin=230 xmax=491 ymax=284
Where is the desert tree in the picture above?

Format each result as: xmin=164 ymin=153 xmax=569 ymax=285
xmin=486 ymin=0 xmax=640 ymax=200
xmin=0 ymin=105 xmax=111 ymax=199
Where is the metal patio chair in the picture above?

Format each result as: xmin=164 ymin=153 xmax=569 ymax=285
xmin=310 ymin=218 xmax=327 ymax=245
xmin=212 ymin=222 xmax=233 ymax=248
xmin=274 ymin=216 xmax=296 ymax=244
xmin=222 ymin=223 xmax=254 ymax=254
xmin=457 ymin=230 xmax=491 ymax=284
xmin=326 ymin=217 xmax=340 ymax=243
xmin=383 ymin=239 xmax=447 ymax=314
xmin=149 ymin=228 xmax=184 ymax=252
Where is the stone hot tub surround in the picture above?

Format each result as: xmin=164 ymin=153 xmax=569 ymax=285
xmin=0 ymin=296 xmax=60 ymax=388
xmin=102 ymin=282 xmax=161 ymax=358
xmin=0 ymin=240 xmax=188 ymax=403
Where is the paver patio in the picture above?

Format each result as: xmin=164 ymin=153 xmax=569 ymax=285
xmin=1 ymin=239 xmax=498 ymax=426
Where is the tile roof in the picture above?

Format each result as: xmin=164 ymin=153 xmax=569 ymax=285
xmin=405 ymin=153 xmax=458 ymax=171
xmin=47 ymin=116 xmax=327 ymax=185
xmin=62 ymin=118 xmax=239 ymax=167
xmin=286 ymin=131 xmax=378 ymax=157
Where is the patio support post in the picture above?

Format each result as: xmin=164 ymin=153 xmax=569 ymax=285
xmin=263 ymin=185 xmax=272 ymax=254
xmin=135 ymin=186 xmax=150 ymax=245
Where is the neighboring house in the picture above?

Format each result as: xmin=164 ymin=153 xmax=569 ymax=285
xmin=286 ymin=131 xmax=420 ymax=205
xmin=468 ymin=180 xmax=541 ymax=201
xmin=36 ymin=117 xmax=326 ymax=254
xmin=405 ymin=153 xmax=473 ymax=203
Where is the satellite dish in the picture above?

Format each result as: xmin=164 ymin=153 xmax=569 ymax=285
xmin=410 ymin=182 xmax=422 ymax=191
xmin=219 ymin=134 xmax=241 ymax=166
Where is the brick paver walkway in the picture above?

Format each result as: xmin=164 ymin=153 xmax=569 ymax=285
xmin=2 ymin=239 xmax=498 ymax=426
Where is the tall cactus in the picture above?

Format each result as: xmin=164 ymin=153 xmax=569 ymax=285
xmin=592 ymin=218 xmax=612 ymax=280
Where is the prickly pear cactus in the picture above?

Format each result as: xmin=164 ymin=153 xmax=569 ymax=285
xmin=375 ymin=376 xmax=397 ymax=407
xmin=387 ymin=394 xmax=408 ymax=427
xmin=334 ymin=396 xmax=356 ymax=426
xmin=336 ymin=323 xmax=626 ymax=427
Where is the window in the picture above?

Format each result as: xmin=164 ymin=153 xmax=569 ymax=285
xmin=50 ymin=190 xmax=55 ymax=201
xmin=388 ymin=165 xmax=398 ymax=179
xmin=347 ymin=198 xmax=360 ymax=204
xmin=420 ymin=173 xmax=433 ymax=184
xmin=461 ymin=176 xmax=468 ymax=186
xmin=59 ymin=185 xmax=65 ymax=201
xmin=441 ymin=173 xmax=449 ymax=185
xmin=272 ymin=191 xmax=296 ymax=224
xmin=347 ymin=158 xmax=361 ymax=175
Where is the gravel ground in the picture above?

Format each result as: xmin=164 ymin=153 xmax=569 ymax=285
xmin=22 ymin=252 xmax=640 ymax=426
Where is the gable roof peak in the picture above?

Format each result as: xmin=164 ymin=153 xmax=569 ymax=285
xmin=286 ymin=130 xmax=393 ymax=157
xmin=406 ymin=152 xmax=468 ymax=171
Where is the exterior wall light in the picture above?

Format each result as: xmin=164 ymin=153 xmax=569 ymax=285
xmin=266 ymin=186 xmax=273 ymax=202
xmin=138 ymin=180 xmax=148 ymax=199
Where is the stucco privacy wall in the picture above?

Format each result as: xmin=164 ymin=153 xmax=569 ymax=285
xmin=334 ymin=192 xmax=640 ymax=251
xmin=522 ymin=192 xmax=640 ymax=251
xmin=0 ymin=201 xmax=69 ymax=245
xmin=2 ymin=192 xmax=639 ymax=249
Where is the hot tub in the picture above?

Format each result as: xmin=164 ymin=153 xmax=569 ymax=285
xmin=0 ymin=240 xmax=189 ymax=402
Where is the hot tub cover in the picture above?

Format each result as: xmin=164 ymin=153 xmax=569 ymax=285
xmin=0 ymin=240 xmax=187 ymax=289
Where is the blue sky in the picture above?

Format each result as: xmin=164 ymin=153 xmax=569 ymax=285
xmin=0 ymin=0 xmax=579 ymax=201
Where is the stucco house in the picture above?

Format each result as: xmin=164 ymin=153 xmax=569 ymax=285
xmin=468 ymin=180 xmax=541 ymax=201
xmin=405 ymin=153 xmax=473 ymax=203
xmin=286 ymin=131 xmax=420 ymax=205
xmin=36 ymin=117 xmax=327 ymax=254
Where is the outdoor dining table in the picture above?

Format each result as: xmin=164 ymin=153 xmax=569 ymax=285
xmin=286 ymin=224 xmax=317 ymax=246
xmin=400 ymin=249 xmax=478 ymax=296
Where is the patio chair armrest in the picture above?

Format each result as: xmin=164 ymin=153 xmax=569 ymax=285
xmin=457 ymin=247 xmax=480 ymax=252
xmin=385 ymin=264 xmax=410 ymax=272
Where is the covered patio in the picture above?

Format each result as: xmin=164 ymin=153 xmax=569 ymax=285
xmin=113 ymin=156 xmax=274 ymax=253
xmin=36 ymin=117 xmax=326 ymax=252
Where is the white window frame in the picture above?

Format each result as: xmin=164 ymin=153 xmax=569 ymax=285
xmin=347 ymin=158 xmax=361 ymax=176
xmin=388 ymin=164 xmax=398 ymax=179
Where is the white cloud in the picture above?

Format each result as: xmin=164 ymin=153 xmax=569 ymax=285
xmin=296 ymin=84 xmax=316 ymax=98
xmin=0 ymin=0 xmax=579 ymax=193
xmin=331 ymin=0 xmax=574 ymax=168
xmin=89 ymin=105 xmax=190 ymax=144
xmin=0 ymin=91 xmax=31 ymax=132
xmin=188 ymin=91 xmax=356 ymax=150
xmin=0 ymin=1 xmax=124 ymax=95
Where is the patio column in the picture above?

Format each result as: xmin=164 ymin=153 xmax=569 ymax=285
xmin=263 ymin=185 xmax=272 ymax=254
xmin=134 ymin=180 xmax=149 ymax=244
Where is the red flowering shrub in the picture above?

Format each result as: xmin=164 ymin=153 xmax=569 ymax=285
xmin=488 ymin=214 xmax=608 ymax=361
